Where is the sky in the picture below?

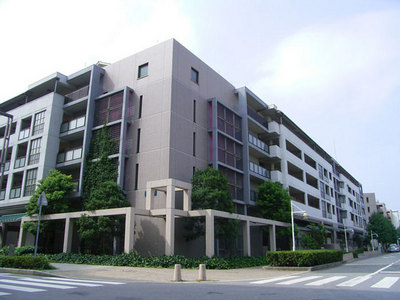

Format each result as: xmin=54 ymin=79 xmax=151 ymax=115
xmin=0 ymin=0 xmax=399 ymax=211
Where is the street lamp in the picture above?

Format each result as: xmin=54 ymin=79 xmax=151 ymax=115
xmin=370 ymin=231 xmax=379 ymax=252
xmin=344 ymin=227 xmax=354 ymax=253
xmin=291 ymin=200 xmax=307 ymax=251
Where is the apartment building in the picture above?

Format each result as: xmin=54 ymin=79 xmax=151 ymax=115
xmin=363 ymin=192 xmax=378 ymax=222
xmin=0 ymin=39 xmax=366 ymax=254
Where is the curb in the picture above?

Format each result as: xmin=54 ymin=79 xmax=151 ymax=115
xmin=0 ymin=267 xmax=64 ymax=278
xmin=262 ymin=260 xmax=345 ymax=272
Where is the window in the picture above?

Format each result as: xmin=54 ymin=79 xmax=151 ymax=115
xmin=134 ymin=164 xmax=139 ymax=190
xmin=138 ymin=95 xmax=143 ymax=119
xmin=193 ymin=99 xmax=196 ymax=123
xmin=33 ymin=111 xmax=45 ymax=136
xmin=191 ymin=67 xmax=199 ymax=84
xmin=28 ymin=138 xmax=41 ymax=165
xmin=24 ymin=168 xmax=38 ymax=196
xmin=217 ymin=103 xmax=242 ymax=140
xmin=193 ymin=132 xmax=196 ymax=156
xmin=217 ymin=133 xmax=243 ymax=170
xmin=368 ymin=207 xmax=370 ymax=213
xmin=136 ymin=128 xmax=141 ymax=153
xmin=94 ymin=92 xmax=123 ymax=126
xmin=138 ymin=63 xmax=148 ymax=78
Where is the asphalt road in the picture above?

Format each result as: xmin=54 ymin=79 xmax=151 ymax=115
xmin=1 ymin=253 xmax=400 ymax=300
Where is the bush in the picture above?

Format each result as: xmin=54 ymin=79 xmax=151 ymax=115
xmin=0 ymin=246 xmax=10 ymax=255
xmin=0 ymin=256 xmax=53 ymax=270
xmin=266 ymin=250 xmax=343 ymax=267
xmin=41 ymin=252 xmax=269 ymax=270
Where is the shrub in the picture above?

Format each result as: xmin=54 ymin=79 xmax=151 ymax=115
xmin=41 ymin=252 xmax=269 ymax=270
xmin=266 ymin=250 xmax=343 ymax=267
xmin=0 ymin=256 xmax=53 ymax=270
xmin=0 ymin=246 xmax=10 ymax=256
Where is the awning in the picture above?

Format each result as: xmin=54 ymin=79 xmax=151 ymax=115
xmin=0 ymin=213 xmax=27 ymax=223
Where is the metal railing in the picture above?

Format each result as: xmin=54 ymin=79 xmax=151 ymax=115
xmin=249 ymin=162 xmax=271 ymax=178
xmin=9 ymin=186 xmax=21 ymax=199
xmin=248 ymin=134 xmax=269 ymax=153
xmin=57 ymin=148 xmax=82 ymax=164
xmin=247 ymin=107 xmax=269 ymax=129
xmin=64 ymin=85 xmax=89 ymax=104
xmin=18 ymin=128 xmax=30 ymax=140
xmin=60 ymin=116 xmax=86 ymax=133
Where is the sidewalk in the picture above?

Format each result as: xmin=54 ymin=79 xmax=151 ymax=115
xmin=42 ymin=263 xmax=305 ymax=283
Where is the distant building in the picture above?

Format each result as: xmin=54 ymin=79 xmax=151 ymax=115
xmin=387 ymin=210 xmax=399 ymax=229
xmin=363 ymin=193 xmax=378 ymax=222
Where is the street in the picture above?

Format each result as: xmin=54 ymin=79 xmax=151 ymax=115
xmin=1 ymin=253 xmax=400 ymax=299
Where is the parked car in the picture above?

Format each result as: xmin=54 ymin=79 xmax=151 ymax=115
xmin=387 ymin=244 xmax=400 ymax=252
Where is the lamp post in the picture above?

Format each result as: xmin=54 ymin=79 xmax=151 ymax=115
xmin=370 ymin=231 xmax=378 ymax=252
xmin=344 ymin=227 xmax=354 ymax=253
xmin=291 ymin=200 xmax=307 ymax=251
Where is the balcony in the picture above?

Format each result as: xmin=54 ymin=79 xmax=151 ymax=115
xmin=248 ymin=134 xmax=269 ymax=153
xmin=322 ymin=210 xmax=332 ymax=219
xmin=247 ymin=107 xmax=268 ymax=129
xmin=57 ymin=148 xmax=82 ymax=164
xmin=60 ymin=116 xmax=86 ymax=133
xmin=269 ymin=145 xmax=281 ymax=159
xmin=249 ymin=161 xmax=271 ymax=179
xmin=14 ymin=156 xmax=26 ymax=169
xmin=18 ymin=128 xmax=30 ymax=140
xmin=9 ymin=186 xmax=21 ymax=199
xmin=2 ymin=161 xmax=10 ymax=172
xmin=268 ymin=121 xmax=280 ymax=135
xmin=270 ymin=170 xmax=282 ymax=182
xmin=64 ymin=85 xmax=89 ymax=104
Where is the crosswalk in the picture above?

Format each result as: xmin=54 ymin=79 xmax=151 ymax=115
xmin=250 ymin=274 xmax=400 ymax=290
xmin=0 ymin=274 xmax=125 ymax=297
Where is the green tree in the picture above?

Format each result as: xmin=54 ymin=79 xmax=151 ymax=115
xmin=23 ymin=169 xmax=76 ymax=252
xmin=367 ymin=213 xmax=397 ymax=247
xmin=300 ymin=223 xmax=327 ymax=249
xmin=184 ymin=167 xmax=238 ymax=255
xmin=256 ymin=181 xmax=291 ymax=222
xmin=78 ymin=127 xmax=129 ymax=254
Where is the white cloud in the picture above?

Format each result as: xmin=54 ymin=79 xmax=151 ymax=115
xmin=0 ymin=0 xmax=192 ymax=101
xmin=253 ymin=10 xmax=400 ymax=119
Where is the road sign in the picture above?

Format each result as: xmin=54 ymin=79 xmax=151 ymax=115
xmin=37 ymin=192 xmax=48 ymax=206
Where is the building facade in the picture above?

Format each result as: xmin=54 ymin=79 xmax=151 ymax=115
xmin=0 ymin=39 xmax=366 ymax=253
xmin=363 ymin=193 xmax=378 ymax=223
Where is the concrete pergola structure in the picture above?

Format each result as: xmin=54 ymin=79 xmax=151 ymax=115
xmin=17 ymin=179 xmax=290 ymax=256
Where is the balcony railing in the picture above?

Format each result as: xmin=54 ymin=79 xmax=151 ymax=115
xmin=9 ymin=186 xmax=21 ymax=199
xmin=60 ymin=116 xmax=86 ymax=133
xmin=14 ymin=156 xmax=26 ymax=169
xmin=0 ymin=189 xmax=5 ymax=200
xmin=57 ymin=148 xmax=82 ymax=164
xmin=249 ymin=162 xmax=271 ymax=178
xmin=64 ymin=85 xmax=89 ymax=104
xmin=72 ymin=180 xmax=79 ymax=192
xmin=247 ymin=107 xmax=269 ymax=129
xmin=248 ymin=134 xmax=269 ymax=153
xmin=18 ymin=128 xmax=30 ymax=140
xmin=2 ymin=161 xmax=10 ymax=172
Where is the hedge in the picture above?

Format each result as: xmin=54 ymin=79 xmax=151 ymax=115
xmin=40 ymin=253 xmax=269 ymax=270
xmin=0 ymin=256 xmax=53 ymax=270
xmin=266 ymin=250 xmax=343 ymax=267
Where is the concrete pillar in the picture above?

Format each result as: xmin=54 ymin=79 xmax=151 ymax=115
xmin=145 ymin=187 xmax=154 ymax=210
xmin=165 ymin=209 xmax=175 ymax=255
xmin=166 ymin=184 xmax=175 ymax=209
xmin=269 ymin=224 xmax=276 ymax=251
xmin=243 ymin=220 xmax=251 ymax=256
xmin=183 ymin=189 xmax=191 ymax=211
xmin=63 ymin=217 xmax=73 ymax=253
xmin=17 ymin=221 xmax=24 ymax=247
xmin=205 ymin=210 xmax=214 ymax=257
xmin=124 ymin=207 xmax=135 ymax=253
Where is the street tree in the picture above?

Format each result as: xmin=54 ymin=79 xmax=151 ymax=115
xmin=184 ymin=167 xmax=238 ymax=255
xmin=367 ymin=213 xmax=397 ymax=247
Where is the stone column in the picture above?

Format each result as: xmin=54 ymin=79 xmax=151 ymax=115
xmin=269 ymin=224 xmax=276 ymax=251
xmin=205 ymin=210 xmax=215 ymax=257
xmin=17 ymin=220 xmax=24 ymax=247
xmin=165 ymin=209 xmax=175 ymax=255
xmin=63 ymin=217 xmax=73 ymax=253
xmin=124 ymin=207 xmax=135 ymax=253
xmin=183 ymin=189 xmax=191 ymax=211
xmin=243 ymin=220 xmax=251 ymax=256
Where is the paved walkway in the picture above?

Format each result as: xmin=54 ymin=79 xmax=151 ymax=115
xmin=44 ymin=263 xmax=304 ymax=283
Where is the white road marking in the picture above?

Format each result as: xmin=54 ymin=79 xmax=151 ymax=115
xmin=48 ymin=277 xmax=125 ymax=285
xmin=371 ymin=277 xmax=399 ymax=289
xmin=277 ymin=276 xmax=322 ymax=285
xmin=305 ymin=276 xmax=347 ymax=286
xmin=381 ymin=271 xmax=400 ymax=274
xmin=0 ymin=292 xmax=11 ymax=296
xmin=19 ymin=277 xmax=102 ymax=287
xmin=250 ymin=276 xmax=300 ymax=285
xmin=337 ymin=275 xmax=372 ymax=287
xmin=0 ymin=283 xmax=45 ymax=292
xmin=0 ymin=279 xmax=75 ymax=289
